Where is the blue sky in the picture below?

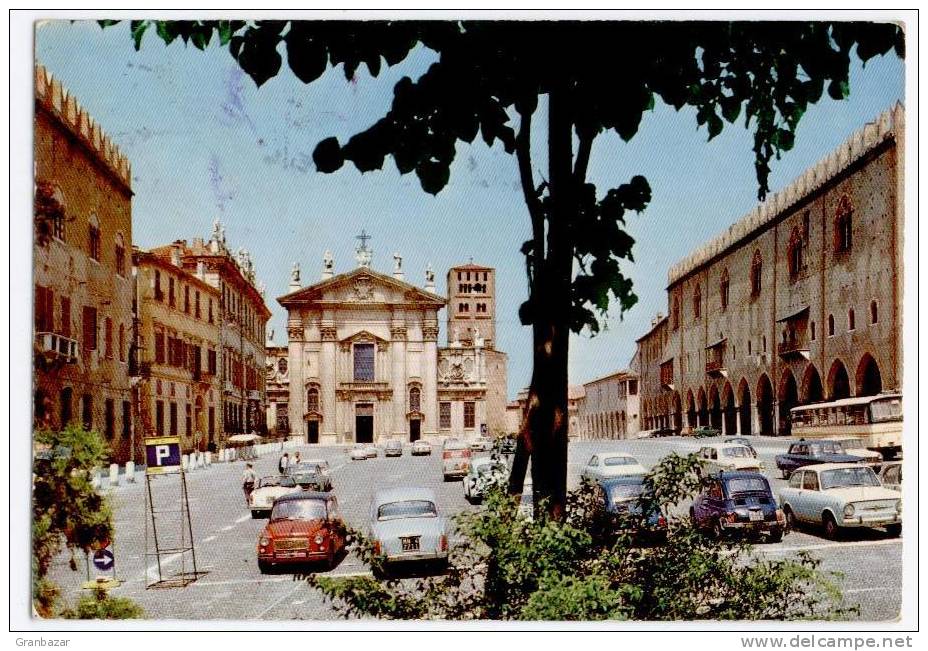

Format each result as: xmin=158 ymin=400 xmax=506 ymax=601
xmin=35 ymin=20 xmax=905 ymax=399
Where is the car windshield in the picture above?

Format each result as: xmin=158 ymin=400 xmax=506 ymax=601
xmin=820 ymin=467 xmax=880 ymax=490
xmin=869 ymin=397 xmax=902 ymax=423
xmin=377 ymin=500 xmax=437 ymax=521
xmin=811 ymin=442 xmax=842 ymax=455
xmin=726 ymin=477 xmax=769 ymax=494
xmin=604 ymin=456 xmax=637 ymax=466
xmin=271 ymin=499 xmax=326 ymax=521
xmin=291 ymin=472 xmax=320 ymax=484
xmin=260 ymin=476 xmax=296 ymax=488
xmin=292 ymin=463 xmax=322 ymax=473
xmin=606 ymin=482 xmax=646 ymax=501
xmin=722 ymin=446 xmax=752 ymax=458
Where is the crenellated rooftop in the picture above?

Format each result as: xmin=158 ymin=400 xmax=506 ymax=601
xmin=667 ymin=103 xmax=903 ymax=288
xmin=35 ymin=63 xmax=132 ymax=190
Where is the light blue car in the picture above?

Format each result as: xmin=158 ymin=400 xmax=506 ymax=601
xmin=778 ymin=463 xmax=901 ymax=540
xmin=369 ymin=487 xmax=449 ymax=566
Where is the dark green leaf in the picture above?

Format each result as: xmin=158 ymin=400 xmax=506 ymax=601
xmin=313 ymin=137 xmax=344 ymax=173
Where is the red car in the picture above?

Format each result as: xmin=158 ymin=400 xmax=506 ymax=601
xmin=257 ymin=491 xmax=345 ymax=573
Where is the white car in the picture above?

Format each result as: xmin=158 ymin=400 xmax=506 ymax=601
xmin=697 ymin=443 xmax=762 ymax=474
xmin=462 ymin=457 xmax=508 ymax=503
xmin=350 ymin=446 xmax=370 ymax=460
xmin=303 ymin=458 xmax=330 ymax=475
xmin=369 ymin=487 xmax=449 ymax=565
xmin=831 ymin=438 xmax=882 ymax=465
xmin=249 ymin=475 xmax=299 ymax=518
xmin=411 ymin=440 xmax=432 ymax=456
xmin=778 ymin=463 xmax=901 ymax=539
xmin=580 ymin=453 xmax=647 ymax=482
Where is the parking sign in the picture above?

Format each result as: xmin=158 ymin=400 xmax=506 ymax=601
xmin=145 ymin=436 xmax=182 ymax=475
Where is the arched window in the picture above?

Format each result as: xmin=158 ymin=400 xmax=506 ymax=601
xmin=409 ymin=386 xmax=421 ymax=412
xmin=835 ymin=196 xmax=853 ymax=253
xmin=693 ymin=284 xmax=701 ymax=320
xmin=307 ymin=387 xmax=319 ymax=412
xmin=870 ymin=300 xmax=878 ymax=324
xmin=788 ymin=226 xmax=804 ymax=280
xmin=750 ymin=250 xmax=763 ymax=298
xmin=848 ymin=309 xmax=856 ymax=331
xmin=88 ymin=214 xmax=101 ymax=261
xmin=720 ymin=269 xmax=730 ymax=311
xmin=828 ymin=314 xmax=835 ymax=336
xmin=114 ymin=233 xmax=126 ymax=277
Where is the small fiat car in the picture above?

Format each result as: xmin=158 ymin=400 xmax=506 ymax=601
xmin=690 ymin=471 xmax=785 ymax=542
xmin=250 ymin=475 xmax=299 ymax=518
xmin=580 ymin=453 xmax=647 ymax=483
xmin=775 ymin=439 xmax=865 ymax=479
xmin=384 ymin=440 xmax=404 ymax=457
xmin=441 ymin=441 xmax=472 ymax=481
xmin=290 ymin=465 xmax=332 ymax=492
xmin=596 ymin=476 xmax=667 ymax=542
xmin=778 ymin=463 xmax=901 ymax=539
xmin=369 ymin=487 xmax=449 ymax=566
xmin=411 ymin=440 xmax=432 ymax=456
xmin=697 ymin=443 xmax=763 ymax=474
xmin=257 ymin=491 xmax=345 ymax=572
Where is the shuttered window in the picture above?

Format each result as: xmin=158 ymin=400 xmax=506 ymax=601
xmin=82 ymin=306 xmax=97 ymax=351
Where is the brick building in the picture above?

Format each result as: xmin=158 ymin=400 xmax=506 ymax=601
xmin=637 ymin=105 xmax=904 ymax=436
xmin=33 ymin=64 xmax=136 ymax=462
xmin=132 ymin=249 xmax=222 ymax=453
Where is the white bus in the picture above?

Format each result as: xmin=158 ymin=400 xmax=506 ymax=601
xmin=789 ymin=393 xmax=902 ymax=460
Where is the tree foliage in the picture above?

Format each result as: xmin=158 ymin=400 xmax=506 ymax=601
xmin=59 ymin=588 xmax=144 ymax=620
xmin=302 ymin=453 xmax=858 ymax=621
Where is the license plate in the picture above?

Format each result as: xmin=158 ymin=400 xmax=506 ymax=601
xmin=749 ymin=511 xmax=764 ymax=522
xmin=277 ymin=551 xmax=307 ymax=558
xmin=401 ymin=536 xmax=420 ymax=551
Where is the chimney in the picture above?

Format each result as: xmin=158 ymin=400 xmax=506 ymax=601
xmin=196 ymin=260 xmax=206 ymax=280
xmin=192 ymin=237 xmax=204 ymax=249
xmin=171 ymin=247 xmax=182 ymax=267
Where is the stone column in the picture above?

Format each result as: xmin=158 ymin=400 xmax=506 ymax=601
xmin=391 ymin=323 xmax=407 ymax=438
xmin=422 ymin=319 xmax=439 ymax=434
xmin=751 ymin=401 xmax=761 ymax=437
xmin=320 ymin=323 xmax=337 ymax=442
xmin=286 ymin=320 xmax=305 ymax=442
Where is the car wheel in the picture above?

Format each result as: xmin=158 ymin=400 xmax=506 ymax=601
xmin=781 ymin=468 xmax=791 ymax=480
xmin=258 ymin=560 xmax=271 ymax=574
xmin=783 ymin=506 xmax=797 ymax=533
xmin=767 ymin=528 xmax=783 ymax=543
xmin=885 ymin=523 xmax=902 ymax=538
xmin=822 ymin=512 xmax=841 ymax=540
xmin=443 ymin=474 xmax=451 ymax=482
xmin=712 ymin=519 xmax=725 ymax=540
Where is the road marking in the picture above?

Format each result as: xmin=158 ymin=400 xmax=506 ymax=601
xmin=138 ymin=552 xmax=182 ymax=582
xmin=844 ymin=586 xmax=898 ymax=595
xmin=235 ymin=515 xmax=250 ymax=523
xmin=201 ymin=536 xmax=216 ymax=543
xmin=292 ymin=600 xmax=305 ymax=605
xmin=221 ymin=525 xmax=235 ymax=531
xmin=760 ymin=538 xmax=902 ymax=555
xmin=325 ymin=570 xmax=372 ymax=578
xmin=254 ymin=579 xmax=309 ymax=618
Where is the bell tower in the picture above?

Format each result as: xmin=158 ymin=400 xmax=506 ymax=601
xmin=446 ymin=262 xmax=495 ymax=349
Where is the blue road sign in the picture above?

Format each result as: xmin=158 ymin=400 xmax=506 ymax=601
xmin=145 ymin=436 xmax=182 ymax=475
xmin=92 ymin=548 xmax=114 ymax=571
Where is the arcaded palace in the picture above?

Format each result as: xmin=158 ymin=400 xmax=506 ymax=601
xmin=276 ymin=235 xmax=508 ymax=445
xmin=636 ymin=105 xmax=904 ymax=437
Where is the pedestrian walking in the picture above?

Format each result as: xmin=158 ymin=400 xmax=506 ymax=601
xmin=278 ymin=452 xmax=290 ymax=475
xmin=293 ymin=451 xmax=302 ymax=466
xmin=242 ymin=463 xmax=257 ymax=506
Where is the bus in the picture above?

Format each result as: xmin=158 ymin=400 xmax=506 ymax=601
xmin=789 ymin=393 xmax=902 ymax=460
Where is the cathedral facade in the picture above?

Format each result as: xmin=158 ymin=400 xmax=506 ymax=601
xmin=278 ymin=239 xmax=507 ymax=445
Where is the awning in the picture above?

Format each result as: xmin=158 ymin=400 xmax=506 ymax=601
xmin=705 ymin=337 xmax=727 ymax=350
xmin=776 ymin=305 xmax=810 ymax=323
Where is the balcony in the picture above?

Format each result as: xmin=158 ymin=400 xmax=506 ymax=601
xmin=777 ymin=339 xmax=811 ymax=360
xmin=705 ymin=359 xmax=728 ymax=378
xmin=35 ymin=332 xmax=79 ymax=363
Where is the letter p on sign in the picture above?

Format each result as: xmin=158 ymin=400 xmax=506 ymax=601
xmin=145 ymin=437 xmax=181 ymax=475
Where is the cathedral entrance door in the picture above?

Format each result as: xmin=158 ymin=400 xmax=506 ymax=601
xmin=355 ymin=403 xmax=374 ymax=443
xmin=307 ymin=420 xmax=319 ymax=444
xmin=409 ymin=419 xmax=421 ymax=443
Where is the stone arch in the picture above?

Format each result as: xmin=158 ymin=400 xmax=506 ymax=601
xmin=827 ymin=359 xmax=851 ymax=400
xmin=721 ymin=382 xmax=736 ymax=435
xmin=800 ymin=364 xmax=824 ymax=404
xmin=778 ymin=368 xmax=799 ymax=436
xmin=737 ymin=378 xmax=752 ymax=436
xmin=708 ymin=384 xmax=722 ymax=430
xmin=855 ymin=353 xmax=883 ymax=397
xmin=686 ymin=389 xmax=696 ymax=432
xmin=697 ymin=387 xmax=708 ymax=427
xmin=756 ymin=374 xmax=774 ymax=436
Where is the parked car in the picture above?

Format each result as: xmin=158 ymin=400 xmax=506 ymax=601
xmin=442 ymin=441 xmax=472 ymax=481
xmin=774 ymin=439 xmax=867 ymax=479
xmin=580 ymin=453 xmax=647 ymax=483
xmin=595 ymin=476 xmax=667 ymax=542
xmin=879 ymin=461 xmax=902 ymax=492
xmin=303 ymin=458 xmax=330 ymax=476
xmin=653 ymin=427 xmax=677 ymax=438
xmin=289 ymin=464 xmax=332 ymax=491
xmin=830 ymin=438 xmax=883 ymax=466
xmin=364 ymin=444 xmax=379 ymax=458
xmin=462 ymin=457 xmax=508 ymax=503
xmin=350 ymin=445 xmax=369 ymax=460
xmin=724 ymin=437 xmax=757 ymax=458
xmin=257 ymin=491 xmax=345 ymax=572
xmin=690 ymin=471 xmax=785 ymax=542
xmin=496 ymin=436 xmax=518 ymax=455
xmin=697 ymin=443 xmax=763 ymax=474
xmin=692 ymin=426 xmax=721 ymax=438
xmin=249 ymin=475 xmax=299 ymax=518
xmin=411 ymin=440 xmax=432 ymax=456
xmin=384 ymin=440 xmax=404 ymax=457
xmin=778 ymin=463 xmax=901 ymax=539
xmin=369 ymin=487 xmax=449 ymax=566
xmin=470 ymin=437 xmax=495 ymax=452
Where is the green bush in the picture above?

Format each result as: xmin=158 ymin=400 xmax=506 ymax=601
xmin=306 ymin=453 xmax=858 ymax=620
xmin=60 ymin=588 xmax=144 ymax=620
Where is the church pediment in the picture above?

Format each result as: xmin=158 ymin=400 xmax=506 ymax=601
xmin=278 ymin=267 xmax=446 ymax=308
xmin=341 ymin=329 xmax=388 ymax=345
